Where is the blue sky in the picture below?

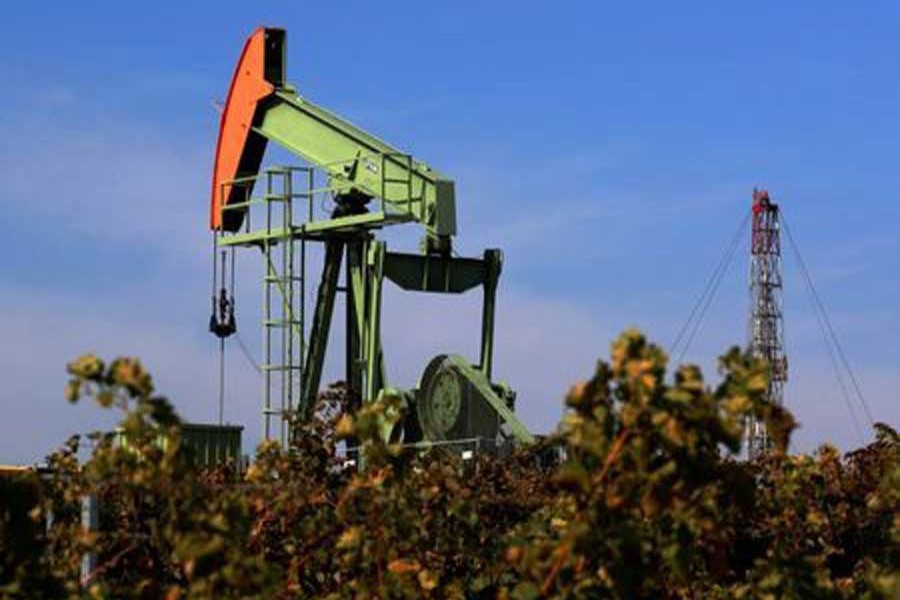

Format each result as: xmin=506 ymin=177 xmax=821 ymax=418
xmin=1 ymin=2 xmax=898 ymax=463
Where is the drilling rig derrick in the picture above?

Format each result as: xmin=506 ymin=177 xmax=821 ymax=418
xmin=747 ymin=189 xmax=788 ymax=459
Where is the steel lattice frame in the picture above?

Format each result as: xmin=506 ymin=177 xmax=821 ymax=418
xmin=747 ymin=189 xmax=787 ymax=459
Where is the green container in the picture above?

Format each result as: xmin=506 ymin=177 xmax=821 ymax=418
xmin=180 ymin=424 xmax=243 ymax=469
xmin=114 ymin=423 xmax=243 ymax=469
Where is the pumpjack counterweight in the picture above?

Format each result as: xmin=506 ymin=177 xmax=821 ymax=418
xmin=207 ymin=28 xmax=533 ymax=452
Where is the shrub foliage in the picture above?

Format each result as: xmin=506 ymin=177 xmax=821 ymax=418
xmin=1 ymin=330 xmax=897 ymax=598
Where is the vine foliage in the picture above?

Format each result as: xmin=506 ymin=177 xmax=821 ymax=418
xmin=0 ymin=330 xmax=896 ymax=598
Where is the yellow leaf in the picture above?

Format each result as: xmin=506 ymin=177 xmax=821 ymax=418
xmin=337 ymin=526 xmax=362 ymax=549
xmin=64 ymin=380 xmax=81 ymax=403
xmin=244 ymin=464 xmax=262 ymax=482
xmin=418 ymin=569 xmax=439 ymax=591
xmin=335 ymin=415 xmax=355 ymax=438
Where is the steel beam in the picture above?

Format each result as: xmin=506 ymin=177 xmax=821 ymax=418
xmin=300 ymin=240 xmax=345 ymax=418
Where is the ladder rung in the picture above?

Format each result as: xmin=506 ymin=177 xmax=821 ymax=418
xmin=265 ymin=275 xmax=304 ymax=282
xmin=261 ymin=365 xmax=302 ymax=372
xmin=264 ymin=319 xmax=303 ymax=326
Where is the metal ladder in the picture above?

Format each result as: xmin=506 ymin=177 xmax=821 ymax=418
xmin=260 ymin=166 xmax=313 ymax=446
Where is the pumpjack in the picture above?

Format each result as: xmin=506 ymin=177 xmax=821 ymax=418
xmin=208 ymin=27 xmax=533 ymax=450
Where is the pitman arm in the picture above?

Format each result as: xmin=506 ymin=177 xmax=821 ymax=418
xmin=210 ymin=27 xmax=456 ymax=252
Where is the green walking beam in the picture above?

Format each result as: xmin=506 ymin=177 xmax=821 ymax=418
xmin=211 ymin=28 xmax=455 ymax=254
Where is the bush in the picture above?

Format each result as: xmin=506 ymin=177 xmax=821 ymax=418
xmin=1 ymin=330 xmax=896 ymax=598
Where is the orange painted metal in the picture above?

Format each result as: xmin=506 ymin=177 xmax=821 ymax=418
xmin=209 ymin=28 xmax=276 ymax=230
